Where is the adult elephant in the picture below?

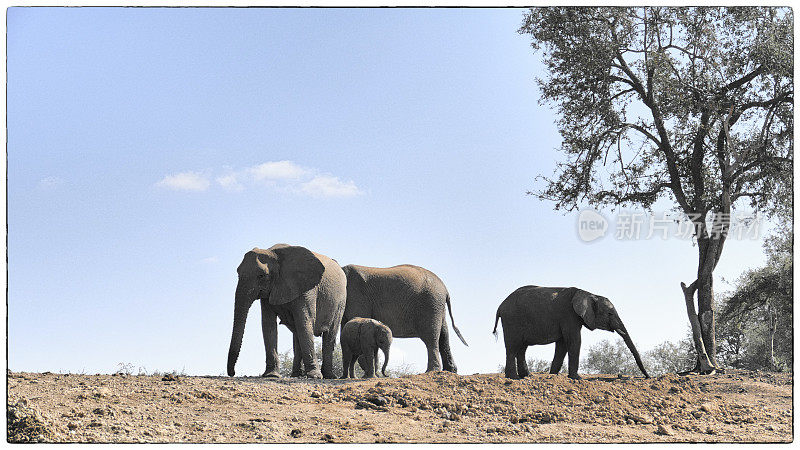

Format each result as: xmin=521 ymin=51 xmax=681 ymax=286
xmin=227 ymin=244 xmax=346 ymax=379
xmin=493 ymin=286 xmax=649 ymax=380
xmin=341 ymin=264 xmax=468 ymax=373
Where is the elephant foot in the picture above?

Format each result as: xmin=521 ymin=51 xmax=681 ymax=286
xmin=262 ymin=370 xmax=281 ymax=378
xmin=362 ymin=373 xmax=375 ymax=379
xmin=322 ymin=370 xmax=337 ymax=379
xmin=504 ymin=372 xmax=520 ymax=380
xmin=305 ymin=369 xmax=323 ymax=379
xmin=568 ymin=373 xmax=582 ymax=380
xmin=290 ymin=371 xmax=303 ymax=378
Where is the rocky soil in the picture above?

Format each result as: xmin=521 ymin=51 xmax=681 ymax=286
xmin=6 ymin=369 xmax=792 ymax=443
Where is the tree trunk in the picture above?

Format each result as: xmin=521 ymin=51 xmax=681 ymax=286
xmin=767 ymin=302 xmax=777 ymax=370
xmin=681 ymin=281 xmax=715 ymax=373
xmin=696 ymin=276 xmax=717 ymax=367
xmin=681 ymin=209 xmax=729 ymax=374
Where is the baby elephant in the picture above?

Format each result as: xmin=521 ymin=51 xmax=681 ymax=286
xmin=341 ymin=317 xmax=392 ymax=378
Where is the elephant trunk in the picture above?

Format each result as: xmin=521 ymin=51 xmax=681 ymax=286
xmin=227 ymin=286 xmax=253 ymax=377
xmin=381 ymin=346 xmax=390 ymax=377
xmin=616 ymin=323 xmax=650 ymax=378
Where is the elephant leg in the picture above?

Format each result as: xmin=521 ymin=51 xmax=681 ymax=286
xmin=516 ymin=346 xmax=529 ymax=378
xmin=361 ymin=349 xmax=376 ymax=378
xmin=504 ymin=345 xmax=520 ymax=379
xmin=566 ymin=335 xmax=582 ymax=380
xmin=321 ymin=311 xmax=343 ymax=379
xmin=356 ymin=354 xmax=368 ymax=377
xmin=438 ymin=322 xmax=458 ymax=373
xmin=349 ymin=353 xmax=359 ymax=378
xmin=373 ymin=348 xmax=380 ymax=376
xmin=341 ymin=347 xmax=352 ymax=379
xmin=293 ymin=303 xmax=322 ymax=379
xmin=259 ymin=301 xmax=280 ymax=378
xmin=290 ymin=334 xmax=303 ymax=377
xmin=421 ymin=330 xmax=442 ymax=372
xmin=320 ymin=330 xmax=338 ymax=379
xmin=550 ymin=339 xmax=567 ymax=374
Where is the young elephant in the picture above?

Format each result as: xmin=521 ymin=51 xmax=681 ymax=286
xmin=493 ymin=286 xmax=650 ymax=380
xmin=341 ymin=317 xmax=393 ymax=378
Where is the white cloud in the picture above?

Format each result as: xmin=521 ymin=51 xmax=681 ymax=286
xmin=156 ymin=171 xmax=210 ymax=192
xmin=216 ymin=173 xmax=244 ymax=192
xmin=249 ymin=160 xmax=308 ymax=181
xmin=38 ymin=176 xmax=63 ymax=190
xmin=300 ymin=175 xmax=362 ymax=198
xmin=156 ymin=161 xmax=363 ymax=199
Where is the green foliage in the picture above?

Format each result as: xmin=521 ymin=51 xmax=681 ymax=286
xmin=583 ymin=337 xmax=696 ymax=376
xmin=583 ymin=340 xmax=640 ymax=375
xmin=717 ymin=225 xmax=793 ymax=371
xmin=645 ymin=339 xmax=697 ymax=375
xmin=496 ymin=338 xmax=696 ymax=376
xmin=520 ymin=7 xmax=793 ymax=214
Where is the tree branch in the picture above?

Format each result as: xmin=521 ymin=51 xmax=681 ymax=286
xmin=595 ymin=182 xmax=672 ymax=204
xmin=622 ymin=123 xmax=661 ymax=147
xmin=731 ymin=191 xmax=767 ymax=202
xmin=608 ymin=24 xmax=691 ymax=212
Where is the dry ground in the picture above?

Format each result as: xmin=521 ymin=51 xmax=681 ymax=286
xmin=7 ymin=369 xmax=792 ymax=443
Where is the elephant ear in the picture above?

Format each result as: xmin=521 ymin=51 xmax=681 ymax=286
xmin=572 ymin=289 xmax=598 ymax=330
xmin=268 ymin=246 xmax=326 ymax=305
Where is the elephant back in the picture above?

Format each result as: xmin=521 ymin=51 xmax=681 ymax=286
xmin=498 ymin=285 xmax=578 ymax=322
xmin=346 ymin=264 xmax=447 ymax=297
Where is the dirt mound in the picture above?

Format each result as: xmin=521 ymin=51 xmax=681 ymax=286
xmin=7 ymin=399 xmax=59 ymax=443
xmin=6 ymin=370 xmax=792 ymax=443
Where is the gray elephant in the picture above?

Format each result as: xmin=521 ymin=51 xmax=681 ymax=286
xmin=342 ymin=264 xmax=467 ymax=373
xmin=492 ymin=286 xmax=649 ymax=380
xmin=340 ymin=317 xmax=392 ymax=378
xmin=227 ymin=244 xmax=346 ymax=379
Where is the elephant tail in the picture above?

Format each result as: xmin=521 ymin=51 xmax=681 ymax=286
xmin=492 ymin=311 xmax=500 ymax=341
xmin=446 ymin=294 xmax=468 ymax=346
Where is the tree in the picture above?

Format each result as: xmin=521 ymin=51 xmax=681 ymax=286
xmin=645 ymin=338 xmax=697 ymax=375
xmin=520 ymin=7 xmax=793 ymax=373
xmin=583 ymin=337 xmax=696 ymax=376
xmin=583 ymin=339 xmax=639 ymax=375
xmin=718 ymin=224 xmax=792 ymax=371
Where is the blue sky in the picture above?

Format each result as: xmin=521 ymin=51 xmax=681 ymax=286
xmin=8 ymin=8 xmax=770 ymax=376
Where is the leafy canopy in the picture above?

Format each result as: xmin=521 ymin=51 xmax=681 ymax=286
xmin=521 ymin=7 xmax=793 ymax=215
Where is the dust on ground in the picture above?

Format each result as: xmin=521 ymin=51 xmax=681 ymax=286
xmin=6 ymin=369 xmax=792 ymax=443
